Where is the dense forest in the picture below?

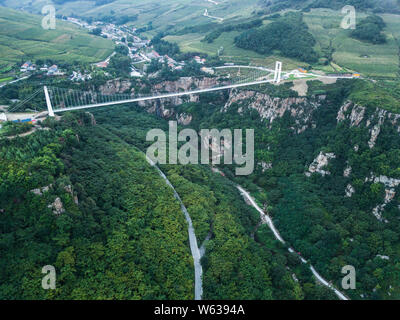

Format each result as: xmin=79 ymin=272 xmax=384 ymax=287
xmin=0 ymin=112 xmax=194 ymax=299
xmin=234 ymin=12 xmax=319 ymax=63
xmin=351 ymin=15 xmax=387 ymax=44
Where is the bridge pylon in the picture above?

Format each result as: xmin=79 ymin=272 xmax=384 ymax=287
xmin=273 ymin=61 xmax=282 ymax=84
xmin=44 ymin=86 xmax=55 ymax=117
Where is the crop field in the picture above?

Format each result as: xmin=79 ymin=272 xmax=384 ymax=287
xmin=0 ymin=7 xmax=114 ymax=69
xmin=304 ymin=9 xmax=400 ymax=78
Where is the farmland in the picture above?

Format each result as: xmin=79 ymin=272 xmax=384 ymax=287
xmin=0 ymin=7 xmax=114 ymax=70
xmin=304 ymin=9 xmax=400 ymax=78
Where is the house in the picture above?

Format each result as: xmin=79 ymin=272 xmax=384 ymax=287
xmin=28 ymin=64 xmax=37 ymax=71
xmin=139 ymin=53 xmax=151 ymax=62
xmin=20 ymin=61 xmax=32 ymax=72
xmin=147 ymin=50 xmax=161 ymax=60
xmin=201 ymin=67 xmax=214 ymax=75
xmin=96 ymin=61 xmax=109 ymax=68
xmin=47 ymin=65 xmax=58 ymax=75
xmin=47 ymin=65 xmax=64 ymax=76
xmin=194 ymin=56 xmax=206 ymax=64
xmin=164 ymin=55 xmax=177 ymax=64
xmin=130 ymin=67 xmax=142 ymax=77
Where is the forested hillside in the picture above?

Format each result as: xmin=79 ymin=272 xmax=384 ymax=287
xmin=0 ymin=112 xmax=194 ymax=299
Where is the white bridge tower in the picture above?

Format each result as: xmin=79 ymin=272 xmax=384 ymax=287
xmin=273 ymin=61 xmax=282 ymax=84
xmin=44 ymin=86 xmax=55 ymax=117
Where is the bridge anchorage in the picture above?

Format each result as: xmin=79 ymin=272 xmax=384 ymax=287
xmin=42 ymin=62 xmax=283 ymax=117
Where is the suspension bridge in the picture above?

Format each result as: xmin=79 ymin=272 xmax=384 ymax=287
xmin=6 ymin=62 xmax=282 ymax=117
xmin=7 ymin=62 xmax=359 ymax=118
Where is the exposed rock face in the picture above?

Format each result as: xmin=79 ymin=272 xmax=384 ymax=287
xmin=337 ymin=101 xmax=400 ymax=148
xmin=337 ymin=101 xmax=365 ymax=126
xmin=366 ymin=174 xmax=400 ymax=222
xmin=31 ymin=184 xmax=52 ymax=196
xmin=258 ymin=161 xmax=272 ymax=172
xmin=366 ymin=174 xmax=400 ymax=189
xmin=99 ymin=79 xmax=133 ymax=95
xmin=85 ymin=112 xmax=97 ymax=126
xmin=344 ymin=166 xmax=352 ymax=177
xmin=223 ymin=90 xmax=322 ymax=133
xmin=64 ymin=185 xmax=79 ymax=205
xmin=177 ymin=113 xmax=193 ymax=126
xmin=137 ymin=77 xmax=221 ymax=122
xmin=306 ymin=152 xmax=336 ymax=176
xmin=345 ymin=184 xmax=355 ymax=197
xmin=153 ymin=77 xmax=219 ymax=92
xmin=376 ymin=254 xmax=390 ymax=260
xmin=48 ymin=197 xmax=65 ymax=216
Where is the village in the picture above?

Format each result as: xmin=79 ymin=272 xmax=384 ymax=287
xmin=67 ymin=17 xmax=214 ymax=78
xmin=16 ymin=16 xmax=214 ymax=84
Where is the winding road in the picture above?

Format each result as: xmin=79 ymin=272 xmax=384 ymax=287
xmin=237 ymin=186 xmax=349 ymax=301
xmin=146 ymin=156 xmax=203 ymax=300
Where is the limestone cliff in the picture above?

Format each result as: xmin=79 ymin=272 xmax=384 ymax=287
xmin=222 ymin=89 xmax=324 ymax=134
xmin=337 ymin=101 xmax=400 ymax=148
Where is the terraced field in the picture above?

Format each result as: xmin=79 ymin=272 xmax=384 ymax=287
xmin=0 ymin=7 xmax=114 ymax=69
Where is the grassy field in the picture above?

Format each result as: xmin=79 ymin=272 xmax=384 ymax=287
xmin=0 ymin=6 xmax=114 ymax=70
xmin=304 ymin=9 xmax=399 ymax=78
